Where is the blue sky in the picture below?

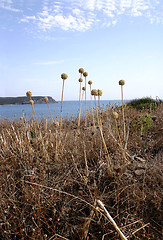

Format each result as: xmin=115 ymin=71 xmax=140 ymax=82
xmin=0 ymin=0 xmax=163 ymax=100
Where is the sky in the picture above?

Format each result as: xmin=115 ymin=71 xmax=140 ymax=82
xmin=0 ymin=0 xmax=163 ymax=101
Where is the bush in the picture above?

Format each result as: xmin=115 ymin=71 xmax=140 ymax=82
xmin=127 ymin=97 xmax=161 ymax=110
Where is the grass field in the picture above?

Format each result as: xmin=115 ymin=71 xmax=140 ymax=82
xmin=0 ymin=96 xmax=162 ymax=239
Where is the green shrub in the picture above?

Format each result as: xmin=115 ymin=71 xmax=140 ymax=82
xmin=127 ymin=97 xmax=161 ymax=110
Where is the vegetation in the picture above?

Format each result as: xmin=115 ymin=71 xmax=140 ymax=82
xmin=127 ymin=97 xmax=162 ymax=110
xmin=0 ymin=96 xmax=56 ymax=105
xmin=0 ymin=70 xmax=162 ymax=240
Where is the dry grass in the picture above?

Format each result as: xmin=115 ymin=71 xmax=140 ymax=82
xmin=0 ymin=102 xmax=162 ymax=240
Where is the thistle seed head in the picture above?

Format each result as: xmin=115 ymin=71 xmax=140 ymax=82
xmin=112 ymin=111 xmax=119 ymax=119
xmin=78 ymin=78 xmax=83 ymax=83
xmin=44 ymin=97 xmax=48 ymax=103
xmin=82 ymin=87 xmax=86 ymax=91
xmin=91 ymin=89 xmax=98 ymax=96
xmin=79 ymin=68 xmax=84 ymax=74
xmin=26 ymin=91 xmax=32 ymax=97
xmin=61 ymin=73 xmax=68 ymax=80
xmin=98 ymin=89 xmax=102 ymax=96
xmin=83 ymin=72 xmax=88 ymax=77
xmin=119 ymin=80 xmax=125 ymax=86
xmin=29 ymin=100 xmax=34 ymax=105
xmin=88 ymin=80 xmax=93 ymax=85
xmin=54 ymin=121 xmax=59 ymax=127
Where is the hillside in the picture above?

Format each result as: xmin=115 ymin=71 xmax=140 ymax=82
xmin=0 ymin=96 xmax=56 ymax=105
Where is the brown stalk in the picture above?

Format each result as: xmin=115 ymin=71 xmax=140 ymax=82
xmin=84 ymin=77 xmax=87 ymax=127
xmin=94 ymin=95 xmax=112 ymax=171
xmin=77 ymin=81 xmax=82 ymax=128
xmin=46 ymin=102 xmax=54 ymax=122
xmin=59 ymin=79 xmax=65 ymax=134
xmin=121 ymin=85 xmax=126 ymax=141
xmin=90 ymin=85 xmax=95 ymax=128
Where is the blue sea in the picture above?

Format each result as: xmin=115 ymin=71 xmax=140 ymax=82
xmin=0 ymin=100 xmax=129 ymax=121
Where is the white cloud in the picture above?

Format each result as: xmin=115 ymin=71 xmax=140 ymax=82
xmin=1 ymin=0 xmax=163 ymax=32
xmin=0 ymin=0 xmax=22 ymax=12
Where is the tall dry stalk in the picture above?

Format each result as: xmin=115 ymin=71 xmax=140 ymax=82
xmin=112 ymin=111 xmax=128 ymax=164
xmin=88 ymin=80 xmax=95 ymax=128
xmin=59 ymin=73 xmax=68 ymax=134
xmin=77 ymin=77 xmax=83 ymax=128
xmin=26 ymin=91 xmax=39 ymax=129
xmin=44 ymin=97 xmax=54 ymax=122
xmin=91 ymin=89 xmax=112 ymax=172
xmin=79 ymin=87 xmax=86 ymax=121
xmin=97 ymin=89 xmax=103 ymax=128
xmin=83 ymin=71 xmax=88 ymax=127
xmin=97 ymin=200 xmax=128 ymax=240
xmin=119 ymin=80 xmax=126 ymax=141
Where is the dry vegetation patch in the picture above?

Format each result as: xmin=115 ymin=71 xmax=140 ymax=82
xmin=0 ymin=102 xmax=162 ymax=239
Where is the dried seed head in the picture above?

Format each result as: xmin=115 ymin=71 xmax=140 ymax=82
xmin=119 ymin=80 xmax=125 ymax=86
xmin=79 ymin=68 xmax=84 ymax=74
xmin=83 ymin=72 xmax=88 ymax=77
xmin=29 ymin=100 xmax=34 ymax=105
xmin=54 ymin=121 xmax=59 ymax=127
xmin=61 ymin=73 xmax=68 ymax=80
xmin=78 ymin=78 xmax=83 ymax=83
xmin=112 ymin=111 xmax=119 ymax=119
xmin=20 ymin=117 xmax=24 ymax=120
xmin=26 ymin=91 xmax=32 ymax=97
xmin=98 ymin=89 xmax=102 ymax=96
xmin=82 ymin=87 xmax=86 ymax=91
xmin=88 ymin=80 xmax=93 ymax=85
xmin=91 ymin=89 xmax=98 ymax=96
xmin=44 ymin=97 xmax=48 ymax=103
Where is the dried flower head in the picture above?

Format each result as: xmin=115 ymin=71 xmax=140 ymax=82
xmin=98 ymin=89 xmax=102 ymax=96
xmin=54 ymin=121 xmax=59 ymax=127
xmin=26 ymin=91 xmax=32 ymax=97
xmin=112 ymin=111 xmax=119 ymax=119
xmin=91 ymin=89 xmax=98 ymax=96
xmin=83 ymin=72 xmax=88 ymax=77
xmin=82 ymin=87 xmax=86 ymax=91
xmin=20 ymin=117 xmax=24 ymax=120
xmin=61 ymin=73 xmax=68 ymax=80
xmin=88 ymin=80 xmax=93 ymax=85
xmin=44 ymin=97 xmax=48 ymax=103
xmin=29 ymin=100 xmax=34 ymax=105
xmin=79 ymin=68 xmax=84 ymax=74
xmin=119 ymin=80 xmax=125 ymax=86
xmin=78 ymin=78 xmax=83 ymax=83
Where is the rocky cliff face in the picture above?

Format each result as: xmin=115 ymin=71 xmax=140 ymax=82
xmin=0 ymin=96 xmax=57 ymax=105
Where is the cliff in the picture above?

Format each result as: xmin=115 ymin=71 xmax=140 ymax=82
xmin=0 ymin=96 xmax=57 ymax=105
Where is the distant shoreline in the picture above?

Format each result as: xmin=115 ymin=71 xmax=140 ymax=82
xmin=0 ymin=96 xmax=57 ymax=105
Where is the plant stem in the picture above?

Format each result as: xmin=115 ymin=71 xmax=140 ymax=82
xmin=97 ymin=200 xmax=127 ymax=240
xmin=90 ymin=85 xmax=95 ymax=128
xmin=94 ymin=96 xmax=112 ymax=171
xmin=115 ymin=119 xmax=127 ymax=164
xmin=121 ymin=85 xmax=126 ymax=141
xmin=84 ymin=77 xmax=87 ymax=127
xmin=47 ymin=102 xmax=54 ymax=122
xmin=77 ymin=82 xmax=82 ymax=128
xmin=59 ymin=79 xmax=65 ymax=134
xmin=31 ymin=103 xmax=39 ymax=129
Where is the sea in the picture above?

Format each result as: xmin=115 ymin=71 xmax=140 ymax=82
xmin=0 ymin=100 xmax=129 ymax=121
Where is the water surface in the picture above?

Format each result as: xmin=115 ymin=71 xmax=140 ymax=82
xmin=0 ymin=100 xmax=129 ymax=120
